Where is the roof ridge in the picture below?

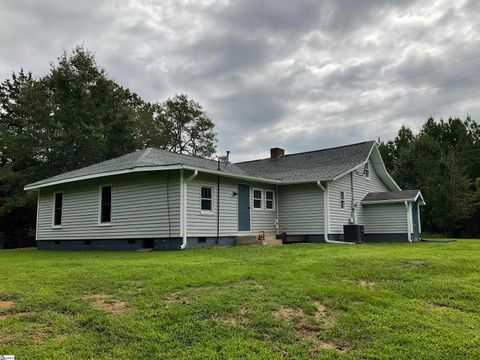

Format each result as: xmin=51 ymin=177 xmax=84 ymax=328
xmin=235 ymin=140 xmax=375 ymax=164
xmin=135 ymin=147 xmax=153 ymax=164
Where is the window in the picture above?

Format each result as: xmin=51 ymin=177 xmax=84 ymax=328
xmin=265 ymin=190 xmax=275 ymax=210
xmin=100 ymin=185 xmax=112 ymax=224
xmin=340 ymin=191 xmax=345 ymax=209
xmin=253 ymin=189 xmax=263 ymax=209
xmin=54 ymin=240 xmax=60 ymax=245
xmin=198 ymin=237 xmax=207 ymax=243
xmin=53 ymin=192 xmax=63 ymax=227
xmin=127 ymin=239 xmax=136 ymax=244
xmin=201 ymin=186 xmax=213 ymax=211
xmin=84 ymin=240 xmax=91 ymax=245
xmin=364 ymin=162 xmax=370 ymax=178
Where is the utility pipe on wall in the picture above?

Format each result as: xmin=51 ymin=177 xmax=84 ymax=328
xmin=181 ymin=169 xmax=198 ymax=249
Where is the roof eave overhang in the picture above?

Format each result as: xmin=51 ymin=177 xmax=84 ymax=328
xmin=24 ymin=164 xmax=284 ymax=191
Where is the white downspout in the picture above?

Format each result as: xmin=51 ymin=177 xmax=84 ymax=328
xmin=318 ymin=181 xmax=354 ymax=245
xmin=275 ymin=184 xmax=279 ymax=235
xmin=405 ymin=201 xmax=413 ymax=243
xmin=181 ymin=169 xmax=198 ymax=249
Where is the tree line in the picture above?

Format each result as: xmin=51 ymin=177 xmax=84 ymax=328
xmin=0 ymin=46 xmax=217 ymax=248
xmin=379 ymin=117 xmax=480 ymax=237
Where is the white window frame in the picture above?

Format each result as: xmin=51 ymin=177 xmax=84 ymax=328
xmin=364 ymin=162 xmax=370 ymax=179
xmin=200 ymin=185 xmax=214 ymax=214
xmin=265 ymin=189 xmax=275 ymax=211
xmin=253 ymin=188 xmax=263 ymax=210
xmin=340 ymin=191 xmax=345 ymax=210
xmin=52 ymin=191 xmax=63 ymax=229
xmin=98 ymin=184 xmax=112 ymax=226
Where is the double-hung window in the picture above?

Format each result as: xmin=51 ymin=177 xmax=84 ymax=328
xmin=265 ymin=190 xmax=275 ymax=210
xmin=99 ymin=185 xmax=112 ymax=224
xmin=201 ymin=186 xmax=213 ymax=212
xmin=53 ymin=192 xmax=63 ymax=227
xmin=340 ymin=191 xmax=345 ymax=209
xmin=253 ymin=189 xmax=263 ymax=209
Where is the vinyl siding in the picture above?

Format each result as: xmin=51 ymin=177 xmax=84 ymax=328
xmin=362 ymin=203 xmax=408 ymax=233
xmin=186 ymin=174 xmax=276 ymax=236
xmin=278 ymin=183 xmax=324 ymax=235
xmin=37 ymin=171 xmax=180 ymax=240
xmin=328 ymin=158 xmax=390 ymax=233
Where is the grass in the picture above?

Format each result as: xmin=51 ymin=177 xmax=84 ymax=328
xmin=1 ymin=241 xmax=479 ymax=359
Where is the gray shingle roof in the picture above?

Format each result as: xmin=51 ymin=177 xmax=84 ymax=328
xmin=235 ymin=141 xmax=375 ymax=182
xmin=25 ymin=141 xmax=376 ymax=189
xmin=362 ymin=190 xmax=421 ymax=203
xmin=26 ymin=148 xmax=249 ymax=188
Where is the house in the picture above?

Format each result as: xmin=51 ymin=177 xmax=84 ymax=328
xmin=24 ymin=140 xmax=425 ymax=250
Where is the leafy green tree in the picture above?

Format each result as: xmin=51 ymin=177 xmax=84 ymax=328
xmin=136 ymin=94 xmax=217 ymax=157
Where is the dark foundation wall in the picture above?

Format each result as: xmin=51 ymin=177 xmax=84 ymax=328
xmin=37 ymin=238 xmax=183 ymax=251
xmin=286 ymin=233 xmax=410 ymax=243
xmin=36 ymin=237 xmax=235 ymax=251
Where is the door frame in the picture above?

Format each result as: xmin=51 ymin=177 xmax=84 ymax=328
xmin=237 ymin=184 xmax=251 ymax=232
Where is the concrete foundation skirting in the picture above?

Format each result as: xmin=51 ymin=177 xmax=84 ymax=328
xmin=37 ymin=238 xmax=183 ymax=251
xmin=287 ymin=233 xmax=411 ymax=243
xmin=37 ymin=237 xmax=235 ymax=251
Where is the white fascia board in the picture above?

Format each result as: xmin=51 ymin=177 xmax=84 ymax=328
xmin=362 ymin=199 xmax=416 ymax=205
xmin=24 ymin=165 xmax=184 ymax=190
xmin=332 ymin=142 xmax=376 ymax=182
xmin=414 ymin=191 xmax=426 ymax=205
xmin=180 ymin=166 xmax=281 ymax=184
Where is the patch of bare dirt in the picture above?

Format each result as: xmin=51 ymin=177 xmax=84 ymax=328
xmin=164 ymin=292 xmax=192 ymax=305
xmin=358 ymin=280 xmax=376 ymax=289
xmin=273 ymin=302 xmax=346 ymax=354
xmin=214 ymin=306 xmax=250 ymax=326
xmin=409 ymin=260 xmax=425 ymax=267
xmin=0 ymin=300 xmax=14 ymax=309
xmin=0 ymin=311 xmax=36 ymax=320
xmin=31 ymin=326 xmax=53 ymax=344
xmin=82 ymin=294 xmax=126 ymax=315
xmin=309 ymin=341 xmax=350 ymax=356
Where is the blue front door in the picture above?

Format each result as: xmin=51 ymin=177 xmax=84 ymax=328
xmin=238 ymin=184 xmax=250 ymax=231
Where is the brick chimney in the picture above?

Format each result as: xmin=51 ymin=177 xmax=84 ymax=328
xmin=270 ymin=147 xmax=285 ymax=159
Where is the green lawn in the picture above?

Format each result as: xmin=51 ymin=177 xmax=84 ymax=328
xmin=1 ymin=241 xmax=479 ymax=359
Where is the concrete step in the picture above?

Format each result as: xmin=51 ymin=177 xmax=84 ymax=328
xmin=263 ymin=233 xmax=278 ymax=241
xmin=137 ymin=248 xmax=154 ymax=252
xmin=235 ymin=235 xmax=260 ymax=246
xmin=262 ymin=239 xmax=283 ymax=246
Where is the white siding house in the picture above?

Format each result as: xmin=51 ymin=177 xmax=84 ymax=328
xmin=25 ymin=141 xmax=424 ymax=250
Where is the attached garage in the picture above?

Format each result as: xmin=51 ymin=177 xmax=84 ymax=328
xmin=361 ymin=190 xmax=425 ymax=242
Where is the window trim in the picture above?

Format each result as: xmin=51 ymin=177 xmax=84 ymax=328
xmin=252 ymin=188 xmax=263 ymax=210
xmin=98 ymin=184 xmax=112 ymax=226
xmin=340 ymin=191 xmax=345 ymax=210
xmin=265 ymin=189 xmax=275 ymax=211
xmin=51 ymin=191 xmax=63 ymax=229
xmin=200 ymin=184 xmax=214 ymax=214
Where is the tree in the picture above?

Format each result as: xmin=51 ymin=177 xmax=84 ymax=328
xmin=136 ymin=94 xmax=217 ymax=157
xmin=379 ymin=117 xmax=480 ymax=236
xmin=0 ymin=46 xmax=218 ymax=247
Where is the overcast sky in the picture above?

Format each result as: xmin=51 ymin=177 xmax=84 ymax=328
xmin=1 ymin=0 xmax=479 ymax=161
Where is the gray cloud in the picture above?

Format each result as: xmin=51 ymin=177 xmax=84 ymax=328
xmin=0 ymin=0 xmax=479 ymax=161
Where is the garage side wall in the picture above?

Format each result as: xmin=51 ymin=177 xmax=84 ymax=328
xmin=362 ymin=203 xmax=408 ymax=241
